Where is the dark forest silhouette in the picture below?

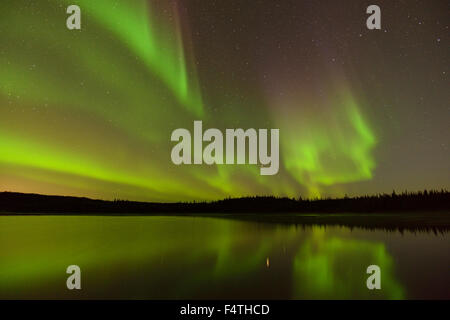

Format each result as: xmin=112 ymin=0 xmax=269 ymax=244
xmin=1 ymin=190 xmax=449 ymax=231
xmin=1 ymin=189 xmax=448 ymax=214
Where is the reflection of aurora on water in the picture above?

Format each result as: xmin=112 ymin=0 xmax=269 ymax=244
xmin=0 ymin=216 xmax=406 ymax=299
xmin=292 ymin=230 xmax=404 ymax=299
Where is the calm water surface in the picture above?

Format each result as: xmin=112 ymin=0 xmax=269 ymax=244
xmin=0 ymin=215 xmax=448 ymax=299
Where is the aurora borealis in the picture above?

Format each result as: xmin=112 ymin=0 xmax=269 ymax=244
xmin=0 ymin=0 xmax=448 ymax=201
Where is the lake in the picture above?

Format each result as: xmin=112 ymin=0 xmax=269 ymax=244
xmin=0 ymin=215 xmax=449 ymax=299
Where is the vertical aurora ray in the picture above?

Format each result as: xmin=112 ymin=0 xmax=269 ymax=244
xmin=61 ymin=0 xmax=203 ymax=116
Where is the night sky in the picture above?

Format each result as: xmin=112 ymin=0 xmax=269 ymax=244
xmin=0 ymin=0 xmax=448 ymax=201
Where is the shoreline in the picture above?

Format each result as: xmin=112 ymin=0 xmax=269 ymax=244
xmin=2 ymin=211 xmax=449 ymax=232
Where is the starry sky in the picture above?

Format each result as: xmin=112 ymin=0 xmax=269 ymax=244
xmin=0 ymin=0 xmax=448 ymax=202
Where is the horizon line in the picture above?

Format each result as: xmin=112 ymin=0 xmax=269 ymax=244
xmin=1 ymin=188 xmax=448 ymax=205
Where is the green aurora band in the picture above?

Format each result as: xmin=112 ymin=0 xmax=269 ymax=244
xmin=0 ymin=0 xmax=376 ymax=201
